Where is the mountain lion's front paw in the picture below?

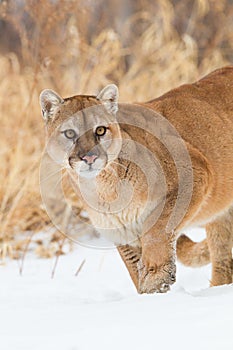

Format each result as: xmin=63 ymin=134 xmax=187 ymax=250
xmin=137 ymin=259 xmax=176 ymax=294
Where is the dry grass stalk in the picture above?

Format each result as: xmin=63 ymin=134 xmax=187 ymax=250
xmin=75 ymin=259 xmax=86 ymax=277
xmin=51 ymin=236 xmax=66 ymax=279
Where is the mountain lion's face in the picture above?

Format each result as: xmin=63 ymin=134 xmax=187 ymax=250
xmin=40 ymin=85 xmax=122 ymax=178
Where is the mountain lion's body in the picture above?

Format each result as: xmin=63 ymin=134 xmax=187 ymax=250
xmin=40 ymin=67 xmax=233 ymax=293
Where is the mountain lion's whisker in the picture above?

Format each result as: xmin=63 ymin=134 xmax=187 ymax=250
xmin=40 ymin=167 xmax=66 ymax=184
xmin=51 ymin=170 xmax=67 ymax=191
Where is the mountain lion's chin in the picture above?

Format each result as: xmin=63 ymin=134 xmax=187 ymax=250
xmin=77 ymin=168 xmax=102 ymax=179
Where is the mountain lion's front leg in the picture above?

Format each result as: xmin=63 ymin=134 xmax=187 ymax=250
xmin=138 ymin=229 xmax=176 ymax=293
xmin=117 ymin=244 xmax=142 ymax=291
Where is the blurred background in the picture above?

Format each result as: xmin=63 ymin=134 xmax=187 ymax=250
xmin=0 ymin=0 xmax=233 ymax=261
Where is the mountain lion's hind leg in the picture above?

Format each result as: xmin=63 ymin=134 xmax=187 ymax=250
xmin=206 ymin=210 xmax=233 ymax=287
xmin=176 ymin=235 xmax=210 ymax=267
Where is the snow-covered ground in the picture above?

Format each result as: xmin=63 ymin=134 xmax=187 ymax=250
xmin=0 ymin=228 xmax=232 ymax=350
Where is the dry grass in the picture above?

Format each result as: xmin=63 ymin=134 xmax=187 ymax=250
xmin=0 ymin=0 xmax=233 ymax=260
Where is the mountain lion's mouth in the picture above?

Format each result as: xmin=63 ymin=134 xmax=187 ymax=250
xmin=71 ymin=158 xmax=107 ymax=178
xmin=78 ymin=166 xmax=102 ymax=179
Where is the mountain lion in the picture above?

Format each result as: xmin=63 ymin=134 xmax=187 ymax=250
xmin=40 ymin=66 xmax=233 ymax=293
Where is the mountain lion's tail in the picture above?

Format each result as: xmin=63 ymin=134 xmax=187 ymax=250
xmin=176 ymin=235 xmax=210 ymax=267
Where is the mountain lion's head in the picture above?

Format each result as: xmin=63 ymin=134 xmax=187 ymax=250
xmin=40 ymin=85 xmax=122 ymax=178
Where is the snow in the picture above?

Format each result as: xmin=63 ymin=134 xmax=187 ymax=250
xmin=0 ymin=228 xmax=233 ymax=350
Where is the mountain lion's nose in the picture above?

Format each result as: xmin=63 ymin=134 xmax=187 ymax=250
xmin=81 ymin=152 xmax=98 ymax=165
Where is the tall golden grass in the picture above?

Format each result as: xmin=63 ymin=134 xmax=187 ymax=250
xmin=0 ymin=0 xmax=233 ymax=259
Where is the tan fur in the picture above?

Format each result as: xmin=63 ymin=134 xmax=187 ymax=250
xmin=176 ymin=236 xmax=210 ymax=267
xmin=40 ymin=67 xmax=233 ymax=293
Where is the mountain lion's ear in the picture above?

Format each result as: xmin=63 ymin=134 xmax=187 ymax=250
xmin=39 ymin=89 xmax=64 ymax=121
xmin=97 ymin=84 xmax=118 ymax=114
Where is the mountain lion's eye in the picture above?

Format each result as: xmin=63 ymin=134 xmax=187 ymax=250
xmin=95 ymin=126 xmax=107 ymax=137
xmin=63 ymin=129 xmax=76 ymax=139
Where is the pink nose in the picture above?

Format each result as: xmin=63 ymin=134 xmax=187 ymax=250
xmin=81 ymin=154 xmax=98 ymax=164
